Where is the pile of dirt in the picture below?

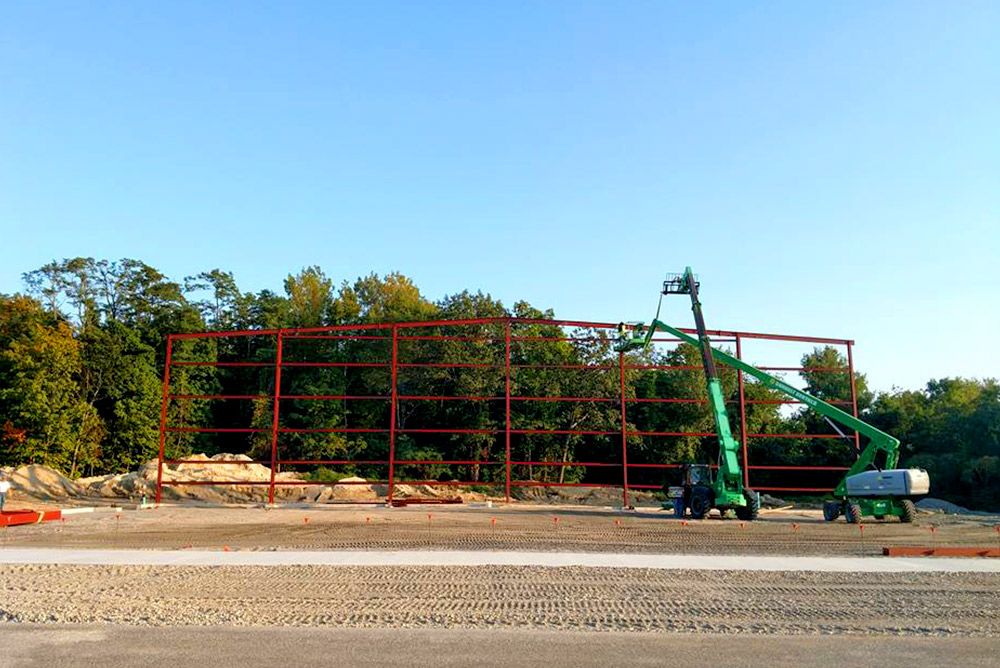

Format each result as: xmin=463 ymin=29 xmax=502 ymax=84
xmin=4 ymin=455 xmax=495 ymax=505
xmin=2 ymin=464 xmax=85 ymax=500
xmin=78 ymin=453 xmax=310 ymax=503
xmin=917 ymin=497 xmax=979 ymax=515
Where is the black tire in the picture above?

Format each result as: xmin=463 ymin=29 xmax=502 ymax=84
xmin=735 ymin=489 xmax=760 ymax=521
xmin=899 ymin=499 xmax=916 ymax=523
xmin=690 ymin=490 xmax=711 ymax=520
xmin=822 ymin=500 xmax=841 ymax=522
xmin=673 ymin=498 xmax=685 ymax=519
xmin=845 ymin=502 xmax=862 ymax=524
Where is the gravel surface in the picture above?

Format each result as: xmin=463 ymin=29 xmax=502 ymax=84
xmin=1 ymin=564 xmax=997 ymax=636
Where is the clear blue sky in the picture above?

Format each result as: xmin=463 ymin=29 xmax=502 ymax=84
xmin=1 ymin=1 xmax=997 ymax=391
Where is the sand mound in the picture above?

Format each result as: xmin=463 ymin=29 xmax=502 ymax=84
xmin=77 ymin=453 xmax=308 ymax=503
xmin=3 ymin=464 xmax=84 ymax=500
xmin=3 ymin=455 xmax=493 ymax=505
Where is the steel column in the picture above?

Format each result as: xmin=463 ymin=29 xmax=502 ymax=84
xmin=619 ymin=351 xmax=630 ymax=508
xmin=846 ymin=341 xmax=861 ymax=452
xmin=267 ymin=330 xmax=285 ymax=504
xmin=735 ymin=334 xmax=750 ymax=488
xmin=155 ymin=336 xmax=173 ymax=504
xmin=504 ymin=319 xmax=512 ymax=502
xmin=387 ymin=325 xmax=399 ymax=502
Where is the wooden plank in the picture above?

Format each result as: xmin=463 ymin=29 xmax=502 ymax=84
xmin=882 ymin=545 xmax=1000 ymax=558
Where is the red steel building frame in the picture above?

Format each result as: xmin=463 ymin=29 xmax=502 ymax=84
xmin=155 ymin=318 xmax=860 ymax=505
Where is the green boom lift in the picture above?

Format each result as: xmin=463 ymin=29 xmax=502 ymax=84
xmin=616 ymin=267 xmax=929 ymax=523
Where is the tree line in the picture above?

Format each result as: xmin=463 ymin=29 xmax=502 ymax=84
xmin=1 ymin=257 xmax=997 ymax=510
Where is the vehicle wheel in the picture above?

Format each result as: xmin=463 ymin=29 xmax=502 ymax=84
xmin=899 ymin=499 xmax=916 ymax=523
xmin=690 ymin=491 xmax=711 ymax=519
xmin=735 ymin=489 xmax=760 ymax=521
xmin=822 ymin=500 xmax=841 ymax=522
xmin=845 ymin=502 xmax=862 ymax=524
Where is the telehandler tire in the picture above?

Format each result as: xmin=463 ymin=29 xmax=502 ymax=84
xmin=735 ymin=489 xmax=760 ymax=521
xmin=845 ymin=502 xmax=862 ymax=524
xmin=690 ymin=491 xmax=711 ymax=520
xmin=822 ymin=500 xmax=841 ymax=522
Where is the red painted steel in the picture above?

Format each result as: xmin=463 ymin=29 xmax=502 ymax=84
xmin=504 ymin=320 xmax=512 ymax=502
xmin=847 ymin=341 xmax=862 ymax=452
xmin=154 ymin=335 xmax=173 ymax=504
xmin=156 ymin=317 xmax=861 ymax=501
xmin=267 ymin=331 xmax=284 ymax=504
xmin=387 ymin=325 xmax=399 ymax=503
xmin=619 ymin=351 xmax=630 ymax=508
xmin=735 ymin=334 xmax=750 ymax=489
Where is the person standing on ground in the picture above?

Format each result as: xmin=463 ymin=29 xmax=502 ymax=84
xmin=0 ymin=474 xmax=10 ymax=512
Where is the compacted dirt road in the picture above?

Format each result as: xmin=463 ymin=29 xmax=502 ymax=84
xmin=3 ymin=503 xmax=997 ymax=555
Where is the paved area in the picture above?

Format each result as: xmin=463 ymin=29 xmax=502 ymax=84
xmin=3 ymin=625 xmax=998 ymax=668
xmin=1 ymin=547 xmax=998 ymax=572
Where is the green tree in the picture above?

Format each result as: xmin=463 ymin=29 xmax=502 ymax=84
xmin=0 ymin=295 xmax=103 ymax=473
xmin=79 ymin=321 xmax=162 ymax=472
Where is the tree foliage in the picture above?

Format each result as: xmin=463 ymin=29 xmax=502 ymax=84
xmin=2 ymin=258 xmax=999 ymax=510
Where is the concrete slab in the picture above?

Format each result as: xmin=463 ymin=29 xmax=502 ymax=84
xmin=1 ymin=548 xmax=998 ymax=572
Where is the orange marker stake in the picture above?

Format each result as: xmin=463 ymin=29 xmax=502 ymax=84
xmin=223 ymin=545 xmax=230 ymax=552
xmin=614 ymin=519 xmax=621 ymax=527
xmin=365 ymin=516 xmax=371 ymax=524
xmin=739 ymin=521 xmax=745 ymax=529
xmin=303 ymin=517 xmax=309 ymax=524
xmin=490 ymin=517 xmax=496 ymax=529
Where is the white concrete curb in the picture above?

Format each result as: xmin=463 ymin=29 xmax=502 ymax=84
xmin=0 ymin=549 xmax=997 ymax=573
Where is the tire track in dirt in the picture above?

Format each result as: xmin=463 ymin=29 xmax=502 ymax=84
xmin=1 ymin=565 xmax=996 ymax=636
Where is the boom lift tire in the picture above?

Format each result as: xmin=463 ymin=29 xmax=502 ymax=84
xmin=822 ymin=500 xmax=841 ymax=522
xmin=899 ymin=499 xmax=917 ymax=523
xmin=690 ymin=490 xmax=712 ymax=519
xmin=845 ymin=502 xmax=862 ymax=524
xmin=735 ymin=489 xmax=760 ymax=521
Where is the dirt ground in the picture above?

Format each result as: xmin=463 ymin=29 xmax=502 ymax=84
xmin=3 ymin=503 xmax=998 ymax=556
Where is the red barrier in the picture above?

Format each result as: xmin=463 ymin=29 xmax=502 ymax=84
xmin=1 ymin=509 xmax=62 ymax=527
xmin=155 ymin=318 xmax=861 ymax=505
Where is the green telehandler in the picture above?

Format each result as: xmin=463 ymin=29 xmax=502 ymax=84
xmin=616 ymin=267 xmax=929 ymax=523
